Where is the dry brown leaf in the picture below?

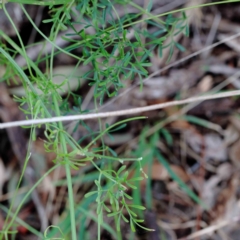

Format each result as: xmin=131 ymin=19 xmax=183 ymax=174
xmin=229 ymin=115 xmax=240 ymax=131
xmin=224 ymin=124 xmax=239 ymax=146
xmin=229 ymin=140 xmax=240 ymax=168
xmin=133 ymin=61 xmax=205 ymax=101
xmin=185 ymin=129 xmax=227 ymax=162
xmin=39 ymin=176 xmax=56 ymax=203
xmin=140 ymin=162 xmax=189 ymax=190
xmin=33 ymin=140 xmax=57 ymax=166
xmin=212 ymin=174 xmax=239 ymax=226
xmin=165 ymin=105 xmax=192 ymax=130
xmin=170 ymin=165 xmax=190 ymax=182
xmin=202 ymin=163 xmax=232 ymax=210
xmin=170 ymin=119 xmax=192 ymax=130
xmin=197 ymin=75 xmax=213 ymax=93
xmin=143 ymin=162 xmax=169 ymax=181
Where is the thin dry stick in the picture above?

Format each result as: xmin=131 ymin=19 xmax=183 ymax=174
xmin=1 ymin=89 xmax=240 ymax=129
xmin=178 ymin=216 xmax=240 ymax=240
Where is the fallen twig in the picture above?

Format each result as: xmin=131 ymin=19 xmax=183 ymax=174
xmin=1 ymin=88 xmax=240 ymax=129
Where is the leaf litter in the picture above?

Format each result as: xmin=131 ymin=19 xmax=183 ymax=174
xmin=2 ymin=1 xmax=240 ymax=239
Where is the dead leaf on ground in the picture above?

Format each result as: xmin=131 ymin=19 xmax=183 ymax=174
xmin=140 ymin=161 xmax=189 ymax=190
xmin=229 ymin=140 xmax=240 ymax=168
xmin=185 ymin=129 xmax=227 ymax=162
xmin=223 ymin=124 xmax=239 ymax=146
xmin=197 ymin=75 xmax=213 ymax=93
xmin=202 ymin=163 xmax=232 ymax=209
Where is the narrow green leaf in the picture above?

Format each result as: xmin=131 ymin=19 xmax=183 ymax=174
xmin=128 ymin=205 xmax=146 ymax=210
xmin=134 ymin=31 xmax=141 ymax=44
xmin=140 ymin=62 xmax=152 ymax=67
xmin=117 ymin=165 xmax=126 ymax=175
xmin=108 ymin=212 xmax=119 ymax=217
xmin=183 ymin=115 xmax=219 ymax=130
xmin=126 ymin=182 xmax=137 ymax=189
xmin=128 ymin=209 xmax=137 ymax=217
xmin=129 ymin=177 xmax=144 ymax=182
xmin=146 ymin=0 xmax=153 ymax=12
xmin=160 ymin=128 xmax=173 ymax=146
xmin=121 ymin=214 xmax=129 ymax=223
xmin=174 ymin=41 xmax=186 ymax=52
xmin=134 ymin=219 xmax=144 ymax=223
xmin=108 ymin=147 xmax=118 ymax=157
xmin=117 ymin=214 xmax=121 ymax=231
xmin=103 ymin=204 xmax=111 ymax=213
xmin=115 ymin=199 xmax=119 ymax=211
xmin=130 ymin=218 xmax=136 ymax=232
xmin=108 ymin=123 xmax=127 ymax=132
xmin=42 ymin=18 xmax=54 ymax=23
xmin=123 ymin=192 xmax=133 ymax=200
xmin=97 ymin=204 xmax=102 ymax=215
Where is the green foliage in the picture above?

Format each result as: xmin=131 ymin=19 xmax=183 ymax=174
xmin=85 ymin=163 xmax=153 ymax=233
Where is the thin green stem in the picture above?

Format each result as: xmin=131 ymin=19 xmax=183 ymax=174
xmin=112 ymin=203 xmax=122 ymax=240
xmin=0 ymin=45 xmax=53 ymax=119
xmin=85 ymin=117 xmax=146 ymax=150
xmin=2 ymin=4 xmax=33 ymax=76
xmin=122 ymin=0 xmax=240 ymax=29
xmin=20 ymin=4 xmax=84 ymax=62
xmin=94 ymin=89 xmax=106 ymax=240
xmin=129 ymin=1 xmax=165 ymax=24
xmin=49 ymin=3 xmax=73 ymax=79
xmin=53 ymin=94 xmax=77 ymax=240
xmin=0 ymin=39 xmax=58 ymax=240
xmin=97 ymin=200 xmax=101 ymax=240
xmin=47 ymin=2 xmax=77 ymax=239
xmin=8 ymin=0 xmax=70 ymax=5
xmin=1 ymin=152 xmax=30 ymax=235
xmin=0 ymin=204 xmax=44 ymax=239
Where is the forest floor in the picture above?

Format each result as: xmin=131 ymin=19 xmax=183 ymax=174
xmin=1 ymin=1 xmax=240 ymax=240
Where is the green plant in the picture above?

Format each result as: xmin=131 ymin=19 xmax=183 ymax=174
xmin=0 ymin=0 xmax=239 ymax=240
